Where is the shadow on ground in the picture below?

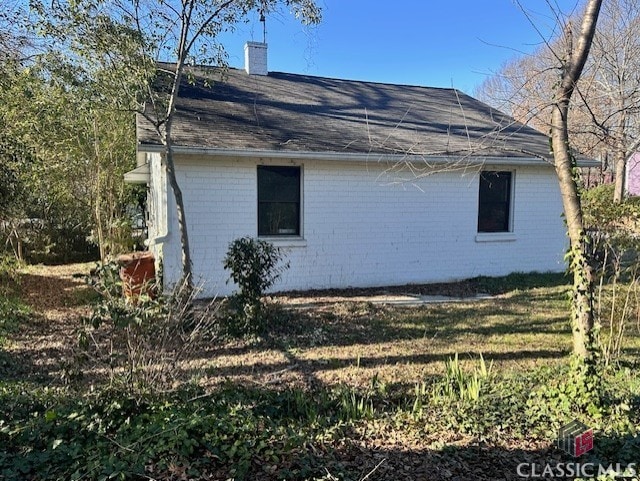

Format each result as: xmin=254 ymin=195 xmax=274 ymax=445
xmin=1 ymin=267 xmax=93 ymax=386
xmin=199 ymin=348 xmax=570 ymax=386
xmin=271 ymin=435 xmax=639 ymax=481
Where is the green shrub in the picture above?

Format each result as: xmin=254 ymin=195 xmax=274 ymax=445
xmin=582 ymin=184 xmax=640 ymax=232
xmin=0 ymin=254 xmax=20 ymax=278
xmin=222 ymin=237 xmax=289 ymax=336
xmin=582 ymin=184 xmax=640 ymax=259
xmin=581 ymin=185 xmax=640 ymax=366
xmin=0 ymin=255 xmax=27 ymax=343
xmin=0 ymin=254 xmax=22 ymax=298
xmin=86 ymin=261 xmax=124 ymax=299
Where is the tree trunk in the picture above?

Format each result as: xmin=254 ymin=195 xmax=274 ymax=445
xmin=613 ymin=106 xmax=628 ymax=203
xmin=551 ymin=101 xmax=596 ymax=358
xmin=95 ymin=166 xmax=106 ymax=261
xmin=551 ymin=0 xmax=603 ymax=362
xmin=91 ymin=119 xmax=106 ymax=261
xmin=163 ymin=137 xmax=193 ymax=292
xmin=613 ymin=149 xmax=626 ymax=203
xmin=157 ymin=11 xmax=195 ymax=295
xmin=16 ymin=232 xmax=23 ymax=262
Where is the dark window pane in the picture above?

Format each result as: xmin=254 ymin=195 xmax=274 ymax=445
xmin=258 ymin=202 xmax=300 ymax=236
xmin=258 ymin=166 xmax=300 ymax=202
xmin=257 ymin=166 xmax=301 ymax=236
xmin=479 ymin=173 xmax=509 ymax=203
xmin=478 ymin=171 xmax=511 ymax=233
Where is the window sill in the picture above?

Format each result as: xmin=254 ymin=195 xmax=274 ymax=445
xmin=475 ymin=232 xmax=517 ymax=243
xmin=259 ymin=237 xmax=307 ymax=248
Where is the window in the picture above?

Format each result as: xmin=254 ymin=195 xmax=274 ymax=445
xmin=477 ymin=171 xmax=512 ymax=233
xmin=258 ymin=165 xmax=301 ymax=236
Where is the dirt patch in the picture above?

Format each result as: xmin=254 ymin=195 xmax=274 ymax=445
xmin=19 ymin=263 xmax=94 ymax=312
xmin=4 ymin=263 xmax=94 ymax=383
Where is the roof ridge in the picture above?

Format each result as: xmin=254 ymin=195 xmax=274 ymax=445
xmin=265 ymin=69 xmax=460 ymax=92
xmin=159 ymin=61 xmax=460 ymax=92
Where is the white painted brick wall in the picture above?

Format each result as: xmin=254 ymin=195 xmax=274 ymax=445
xmin=159 ymin=156 xmax=567 ymax=298
xmin=146 ymin=152 xmax=166 ymax=269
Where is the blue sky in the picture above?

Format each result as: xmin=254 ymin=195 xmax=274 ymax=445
xmin=220 ymin=0 xmax=583 ymax=94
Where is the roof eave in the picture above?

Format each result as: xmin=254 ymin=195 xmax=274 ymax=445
xmin=124 ymin=163 xmax=151 ymax=184
xmin=137 ymin=143 xmax=599 ymax=168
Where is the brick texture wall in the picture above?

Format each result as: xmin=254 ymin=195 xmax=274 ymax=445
xmin=156 ymin=155 xmax=566 ymax=297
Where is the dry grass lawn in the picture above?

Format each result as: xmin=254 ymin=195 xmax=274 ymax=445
xmin=3 ymin=263 xmax=640 ymax=481
xmin=204 ymin=285 xmax=573 ymax=389
xmin=4 ymin=263 xmax=614 ymax=391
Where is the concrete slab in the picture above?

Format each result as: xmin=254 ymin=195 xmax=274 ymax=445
xmin=368 ymin=293 xmax=493 ymax=306
xmin=282 ymin=292 xmax=493 ymax=308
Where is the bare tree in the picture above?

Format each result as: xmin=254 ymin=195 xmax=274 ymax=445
xmin=579 ymin=0 xmax=640 ymax=201
xmin=452 ymin=1 xmax=606 ymax=361
xmin=477 ymin=0 xmax=640 ymax=201
xmin=34 ymin=0 xmax=321 ymax=292
xmin=475 ymin=49 xmax=557 ymax=134
xmin=551 ymin=0 xmax=603 ymax=360
xmin=123 ymin=0 xmax=320 ymax=292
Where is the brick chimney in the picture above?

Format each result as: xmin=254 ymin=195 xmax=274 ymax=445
xmin=244 ymin=41 xmax=268 ymax=75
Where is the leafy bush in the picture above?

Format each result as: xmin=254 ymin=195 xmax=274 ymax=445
xmin=582 ymin=184 xmax=640 ymax=264
xmin=0 ymin=254 xmax=20 ymax=278
xmin=0 ymin=254 xmax=21 ymax=297
xmin=222 ymin=237 xmax=289 ymax=336
xmin=0 ymin=256 xmax=29 ymax=347
xmin=86 ymin=260 xmax=124 ymax=298
xmin=582 ymin=184 xmax=640 ymax=234
xmin=580 ymin=185 xmax=640 ymax=365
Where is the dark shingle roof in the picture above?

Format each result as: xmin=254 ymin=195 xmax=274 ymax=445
xmin=137 ymin=65 xmax=553 ymax=161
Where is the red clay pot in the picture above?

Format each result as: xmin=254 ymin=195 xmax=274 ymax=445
xmin=118 ymin=251 xmax=156 ymax=300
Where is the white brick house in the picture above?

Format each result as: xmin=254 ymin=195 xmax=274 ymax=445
xmin=129 ymin=43 xmax=595 ymax=298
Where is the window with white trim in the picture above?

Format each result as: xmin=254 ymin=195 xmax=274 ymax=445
xmin=477 ymin=171 xmax=512 ymax=233
xmin=257 ymin=165 xmax=301 ymax=236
